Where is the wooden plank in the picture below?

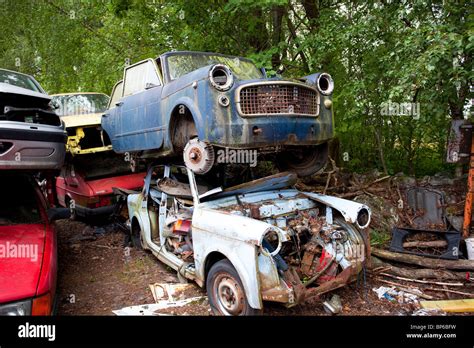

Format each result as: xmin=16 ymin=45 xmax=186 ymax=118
xmin=424 ymin=288 xmax=474 ymax=298
xmin=402 ymin=240 xmax=448 ymax=248
xmin=372 ymin=248 xmax=474 ymax=271
xmin=379 ymin=272 xmax=464 ymax=286
xmin=370 ymin=256 xmax=468 ymax=280
xmin=420 ymin=299 xmax=474 ymax=312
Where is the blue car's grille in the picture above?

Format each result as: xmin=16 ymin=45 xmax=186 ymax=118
xmin=239 ymin=83 xmax=319 ymax=116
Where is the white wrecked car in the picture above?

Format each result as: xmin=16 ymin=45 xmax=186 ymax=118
xmin=126 ymin=164 xmax=371 ymax=315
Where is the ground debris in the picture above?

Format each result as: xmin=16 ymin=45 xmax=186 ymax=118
xmin=372 ymin=286 xmax=419 ymax=304
xmin=113 ymin=297 xmax=208 ymax=316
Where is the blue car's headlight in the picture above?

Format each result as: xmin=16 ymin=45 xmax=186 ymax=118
xmin=0 ymin=299 xmax=32 ymax=316
xmin=209 ymin=64 xmax=234 ymax=91
xmin=316 ymin=73 xmax=334 ymax=95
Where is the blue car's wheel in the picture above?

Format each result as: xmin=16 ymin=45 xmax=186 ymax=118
xmin=183 ymin=138 xmax=215 ymax=174
xmin=278 ymin=143 xmax=328 ymax=177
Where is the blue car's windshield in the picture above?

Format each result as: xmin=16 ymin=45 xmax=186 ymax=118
xmin=166 ymin=53 xmax=263 ymax=81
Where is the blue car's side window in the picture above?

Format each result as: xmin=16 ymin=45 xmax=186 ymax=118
xmin=124 ymin=62 xmax=148 ymax=97
xmin=124 ymin=60 xmax=161 ymax=97
xmin=109 ymin=80 xmax=123 ymax=108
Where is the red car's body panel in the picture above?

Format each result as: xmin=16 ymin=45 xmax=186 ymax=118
xmin=0 ymin=224 xmax=46 ymax=303
xmin=35 ymin=222 xmax=57 ymax=300
xmin=0 ymin=177 xmax=57 ymax=315
xmin=56 ymin=168 xmax=145 ymax=214
xmin=83 ymin=173 xmax=146 ymax=196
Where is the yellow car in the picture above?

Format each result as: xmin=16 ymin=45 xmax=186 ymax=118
xmin=51 ymin=92 xmax=111 ymax=155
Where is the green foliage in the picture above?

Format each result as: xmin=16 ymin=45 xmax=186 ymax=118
xmin=370 ymin=229 xmax=391 ymax=247
xmin=0 ymin=0 xmax=471 ymax=176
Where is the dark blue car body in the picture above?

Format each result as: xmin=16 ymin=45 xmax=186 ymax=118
xmin=102 ymin=51 xmax=334 ymax=175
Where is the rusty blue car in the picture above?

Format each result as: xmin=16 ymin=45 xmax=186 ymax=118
xmin=102 ymin=51 xmax=334 ymax=176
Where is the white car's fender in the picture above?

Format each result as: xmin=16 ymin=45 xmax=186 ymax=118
xmin=192 ymin=206 xmax=275 ymax=310
xmin=303 ymin=192 xmax=371 ymax=229
xmin=127 ymin=193 xmax=149 ymax=249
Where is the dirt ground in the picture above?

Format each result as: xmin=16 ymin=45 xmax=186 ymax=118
xmin=55 ymin=219 xmax=415 ymax=316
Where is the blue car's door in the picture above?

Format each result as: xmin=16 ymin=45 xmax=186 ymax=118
xmin=117 ymin=59 xmax=164 ymax=152
xmin=102 ymin=80 xmax=123 ymax=149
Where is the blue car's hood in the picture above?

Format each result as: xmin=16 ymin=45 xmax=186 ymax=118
xmin=162 ymin=64 xmax=309 ymax=98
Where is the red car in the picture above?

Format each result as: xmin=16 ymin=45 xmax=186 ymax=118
xmin=0 ymin=173 xmax=67 ymax=316
xmin=56 ymin=153 xmax=145 ymax=219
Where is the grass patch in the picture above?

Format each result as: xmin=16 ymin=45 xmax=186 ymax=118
xmin=370 ymin=229 xmax=391 ymax=247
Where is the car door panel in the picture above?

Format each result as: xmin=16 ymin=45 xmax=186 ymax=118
xmin=117 ymin=60 xmax=164 ymax=152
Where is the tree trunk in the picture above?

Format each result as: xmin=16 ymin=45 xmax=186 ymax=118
xmin=402 ymin=240 xmax=448 ymax=248
xmin=302 ymin=0 xmax=320 ymax=29
xmin=372 ymin=248 xmax=474 ymax=271
xmin=374 ymin=126 xmax=388 ymax=175
xmin=271 ymin=5 xmax=285 ymax=71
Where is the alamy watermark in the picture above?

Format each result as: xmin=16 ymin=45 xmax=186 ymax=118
xmin=0 ymin=242 xmax=38 ymax=262
xmin=380 ymin=100 xmax=420 ymax=120
xmin=18 ymin=322 xmax=55 ymax=341
xmin=216 ymin=148 xmax=258 ymax=167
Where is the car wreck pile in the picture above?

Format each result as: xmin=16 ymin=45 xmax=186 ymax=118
xmin=0 ymin=69 xmax=68 ymax=316
xmin=0 ymin=51 xmax=374 ymax=316
xmin=96 ymin=51 xmax=373 ymax=316
xmin=125 ymin=165 xmax=371 ymax=315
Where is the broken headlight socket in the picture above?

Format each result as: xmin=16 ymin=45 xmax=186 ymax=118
xmin=260 ymin=227 xmax=282 ymax=257
xmin=356 ymin=207 xmax=371 ymax=229
xmin=209 ymin=64 xmax=234 ymax=91
xmin=316 ymin=73 xmax=334 ymax=96
xmin=218 ymin=94 xmax=230 ymax=107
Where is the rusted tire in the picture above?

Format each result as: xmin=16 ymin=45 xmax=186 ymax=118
xmin=206 ymin=259 xmax=262 ymax=316
xmin=277 ymin=143 xmax=328 ymax=177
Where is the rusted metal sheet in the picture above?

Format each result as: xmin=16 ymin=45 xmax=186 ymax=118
xmin=390 ymin=227 xmax=461 ymax=260
xmin=406 ymin=187 xmax=446 ymax=230
xmin=304 ymin=266 xmax=356 ymax=299
xmin=210 ymin=171 xmax=297 ymax=199
xmin=446 ymin=119 xmax=472 ymax=164
xmin=156 ymin=177 xmax=208 ymax=199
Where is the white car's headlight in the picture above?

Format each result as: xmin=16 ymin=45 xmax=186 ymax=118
xmin=260 ymin=227 xmax=283 ymax=257
xmin=0 ymin=299 xmax=32 ymax=316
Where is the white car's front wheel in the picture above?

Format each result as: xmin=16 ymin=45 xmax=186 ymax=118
xmin=206 ymin=259 xmax=261 ymax=316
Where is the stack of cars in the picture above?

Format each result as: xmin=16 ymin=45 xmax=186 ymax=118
xmin=51 ymin=92 xmax=146 ymax=220
xmin=0 ymin=68 xmax=68 ymax=316
xmin=102 ymin=51 xmax=372 ymax=315
xmin=0 ymin=51 xmax=373 ymax=316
